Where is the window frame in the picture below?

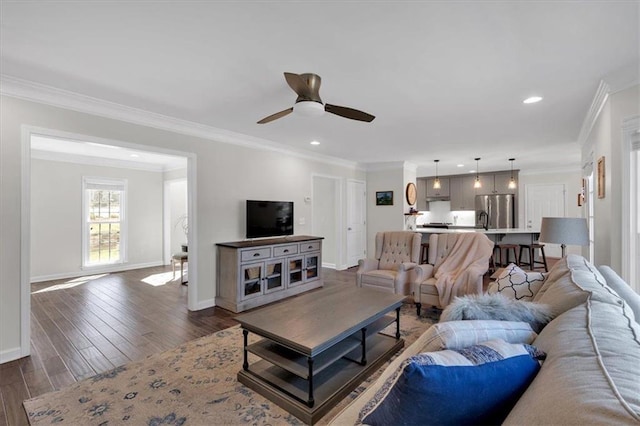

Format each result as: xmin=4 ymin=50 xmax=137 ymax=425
xmin=82 ymin=176 xmax=128 ymax=268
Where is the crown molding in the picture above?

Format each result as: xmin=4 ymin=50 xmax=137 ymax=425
xmin=577 ymin=80 xmax=610 ymax=148
xmin=0 ymin=75 xmax=359 ymax=170
xmin=363 ymin=161 xmax=408 ymax=172
xmin=30 ymin=149 xmax=179 ymax=172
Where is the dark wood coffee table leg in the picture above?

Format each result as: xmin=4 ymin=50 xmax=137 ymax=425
xmin=307 ymin=357 xmax=315 ymax=407
xmin=396 ymin=307 xmax=401 ymax=340
xmin=360 ymin=328 xmax=367 ymax=365
xmin=242 ymin=329 xmax=249 ymax=371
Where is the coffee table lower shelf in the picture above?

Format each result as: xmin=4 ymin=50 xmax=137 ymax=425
xmin=238 ymin=333 xmax=404 ymax=425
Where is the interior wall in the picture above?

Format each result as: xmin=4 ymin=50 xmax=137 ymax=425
xmin=30 ymin=158 xmax=164 ymax=280
xmin=0 ymin=95 xmax=364 ymax=361
xmin=312 ymin=176 xmax=337 ymax=267
xmin=365 ymin=164 xmax=405 ymax=257
xmin=584 ymin=84 xmax=639 ymax=271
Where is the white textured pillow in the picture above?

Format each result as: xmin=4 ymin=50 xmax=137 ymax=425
xmin=489 ymin=263 xmax=547 ymax=301
xmin=419 ymin=320 xmax=537 ymax=352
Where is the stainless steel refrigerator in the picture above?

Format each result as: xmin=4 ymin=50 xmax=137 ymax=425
xmin=475 ymin=194 xmax=516 ymax=229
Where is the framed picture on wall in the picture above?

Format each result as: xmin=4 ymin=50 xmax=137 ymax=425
xmin=376 ymin=191 xmax=394 ymax=206
xmin=597 ymin=156 xmax=605 ymax=199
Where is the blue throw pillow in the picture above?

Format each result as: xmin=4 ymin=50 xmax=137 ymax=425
xmin=359 ymin=339 xmax=544 ymax=426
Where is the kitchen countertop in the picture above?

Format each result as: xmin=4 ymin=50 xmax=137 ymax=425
xmin=417 ymin=227 xmax=540 ymax=234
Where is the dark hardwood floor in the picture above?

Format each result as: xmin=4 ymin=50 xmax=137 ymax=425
xmin=0 ymin=265 xmax=356 ymax=426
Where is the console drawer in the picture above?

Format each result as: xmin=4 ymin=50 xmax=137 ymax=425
xmin=300 ymin=241 xmax=321 ymax=253
xmin=241 ymin=247 xmax=272 ymax=262
xmin=273 ymin=244 xmax=298 ymax=257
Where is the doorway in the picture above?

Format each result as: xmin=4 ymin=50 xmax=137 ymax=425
xmin=346 ymin=179 xmax=366 ymax=268
xmin=622 ymin=116 xmax=639 ymax=291
xmin=525 ymin=183 xmax=566 ymax=257
xmin=311 ymin=175 xmax=342 ymax=269
xmin=21 ymin=126 xmax=196 ymax=359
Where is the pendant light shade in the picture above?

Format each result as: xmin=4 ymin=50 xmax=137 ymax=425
xmin=473 ymin=157 xmax=482 ymax=188
xmin=508 ymin=158 xmax=517 ymax=189
xmin=433 ymin=160 xmax=441 ymax=189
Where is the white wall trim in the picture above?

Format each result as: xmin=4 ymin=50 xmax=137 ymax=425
xmin=322 ymin=262 xmax=337 ymax=269
xmin=20 ymin=127 xmax=32 ymax=359
xmin=578 ymin=80 xmax=610 ymax=148
xmin=31 ymin=149 xmax=172 ymax=172
xmin=186 ymin=155 xmax=198 ymax=311
xmin=30 ymin=261 xmax=165 ymax=283
xmin=621 ymin=115 xmax=640 ymax=288
xmin=519 ymin=165 xmax=583 ymax=176
xmin=0 ymin=347 xmax=23 ymax=364
xmin=1 ymin=75 xmax=359 ymax=171
xmin=311 ymin=173 xmax=345 ymax=270
xmin=193 ymin=298 xmax=216 ymax=311
xmin=364 ymin=161 xmax=407 ymax=172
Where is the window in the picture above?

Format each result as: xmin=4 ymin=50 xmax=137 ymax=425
xmin=83 ymin=177 xmax=127 ymax=267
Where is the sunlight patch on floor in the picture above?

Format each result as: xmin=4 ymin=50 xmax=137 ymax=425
xmin=32 ymin=274 xmax=109 ymax=294
xmin=141 ymin=271 xmax=184 ymax=286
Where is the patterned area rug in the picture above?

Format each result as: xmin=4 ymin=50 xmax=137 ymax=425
xmin=23 ymin=303 xmax=438 ymax=425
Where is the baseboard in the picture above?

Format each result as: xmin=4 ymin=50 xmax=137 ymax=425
xmin=192 ymin=298 xmax=216 ymax=311
xmin=0 ymin=347 xmax=24 ymax=364
xmin=322 ymin=262 xmax=336 ymax=269
xmin=31 ymin=261 xmax=164 ymax=283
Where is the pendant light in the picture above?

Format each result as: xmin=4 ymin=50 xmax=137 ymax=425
xmin=508 ymin=158 xmax=517 ymax=189
xmin=433 ymin=160 xmax=441 ymax=189
xmin=473 ymin=157 xmax=482 ymax=188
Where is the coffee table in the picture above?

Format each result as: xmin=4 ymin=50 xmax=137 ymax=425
xmin=236 ymin=285 xmax=405 ymax=424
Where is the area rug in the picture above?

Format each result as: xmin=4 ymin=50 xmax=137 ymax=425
xmin=23 ymin=304 xmax=438 ymax=425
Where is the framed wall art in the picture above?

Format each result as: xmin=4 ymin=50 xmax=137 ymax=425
xmin=376 ymin=191 xmax=394 ymax=206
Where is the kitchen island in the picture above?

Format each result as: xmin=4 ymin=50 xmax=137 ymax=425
xmin=416 ymin=227 xmax=540 ymax=245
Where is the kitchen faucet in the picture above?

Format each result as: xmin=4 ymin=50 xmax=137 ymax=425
xmin=478 ymin=210 xmax=489 ymax=230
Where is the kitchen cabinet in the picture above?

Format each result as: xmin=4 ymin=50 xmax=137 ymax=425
xmin=416 ymin=178 xmax=428 ymax=211
xmin=425 ymin=177 xmax=450 ymax=197
xmin=475 ymin=172 xmax=518 ymax=195
xmin=449 ymin=175 xmax=477 ymax=210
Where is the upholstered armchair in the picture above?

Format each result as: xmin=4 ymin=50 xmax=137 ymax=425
xmin=356 ymin=231 xmax=422 ymax=295
xmin=413 ymin=233 xmax=493 ymax=314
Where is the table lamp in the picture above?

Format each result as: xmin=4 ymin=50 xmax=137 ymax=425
xmin=539 ymin=217 xmax=589 ymax=257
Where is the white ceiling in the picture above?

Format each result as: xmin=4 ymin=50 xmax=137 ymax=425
xmin=2 ymin=2 xmax=638 ymax=176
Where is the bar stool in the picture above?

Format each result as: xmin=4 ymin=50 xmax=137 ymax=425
xmin=493 ymin=243 xmax=519 ymax=267
xmin=518 ymin=243 xmax=548 ymax=272
xmin=420 ymin=242 xmax=430 ymax=264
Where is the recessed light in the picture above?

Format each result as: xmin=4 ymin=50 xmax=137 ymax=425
xmin=523 ymin=96 xmax=543 ymax=104
xmin=457 ymin=164 xmax=464 ymax=168
xmin=469 ymin=170 xmax=476 ymax=173
xmin=130 ymin=154 xmax=140 ymax=158
xmin=310 ymin=140 xmax=320 ymax=145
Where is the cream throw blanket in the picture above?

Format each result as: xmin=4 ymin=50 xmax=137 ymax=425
xmin=433 ymin=233 xmax=494 ymax=307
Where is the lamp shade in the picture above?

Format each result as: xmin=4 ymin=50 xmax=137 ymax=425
xmin=539 ymin=217 xmax=589 ymax=246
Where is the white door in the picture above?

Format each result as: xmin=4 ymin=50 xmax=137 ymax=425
xmin=525 ymin=183 xmax=566 ymax=257
xmin=346 ymin=180 xmax=366 ymax=268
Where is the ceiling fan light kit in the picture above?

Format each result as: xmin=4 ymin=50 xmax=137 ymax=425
xmin=257 ymin=72 xmax=375 ymax=124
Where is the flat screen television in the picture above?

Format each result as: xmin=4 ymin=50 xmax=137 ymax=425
xmin=246 ymin=200 xmax=294 ymax=239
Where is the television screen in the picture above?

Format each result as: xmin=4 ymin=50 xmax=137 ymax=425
xmin=246 ymin=200 xmax=294 ymax=239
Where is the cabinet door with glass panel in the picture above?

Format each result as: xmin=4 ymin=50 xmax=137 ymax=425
xmin=240 ymin=262 xmax=264 ymax=300
xmin=263 ymin=258 xmax=285 ymax=294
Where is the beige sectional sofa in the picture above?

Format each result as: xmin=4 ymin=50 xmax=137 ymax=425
xmin=330 ymin=255 xmax=640 ymax=425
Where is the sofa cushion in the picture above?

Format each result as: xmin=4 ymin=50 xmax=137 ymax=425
xmin=504 ymin=299 xmax=640 ymax=425
xmin=360 ymin=339 xmax=544 ymax=426
xmin=418 ymin=320 xmax=537 ymax=352
xmin=598 ymin=265 xmax=640 ymax=324
xmin=488 ymin=263 xmax=546 ymax=300
xmin=533 ymin=254 xmax=620 ymax=318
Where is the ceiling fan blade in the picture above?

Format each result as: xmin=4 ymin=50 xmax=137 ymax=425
xmin=284 ymin=72 xmax=313 ymax=99
xmin=325 ymin=104 xmax=375 ymax=122
xmin=257 ymin=107 xmax=294 ymax=124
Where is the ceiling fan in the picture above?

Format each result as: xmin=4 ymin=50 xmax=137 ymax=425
xmin=257 ymin=72 xmax=375 ymax=124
